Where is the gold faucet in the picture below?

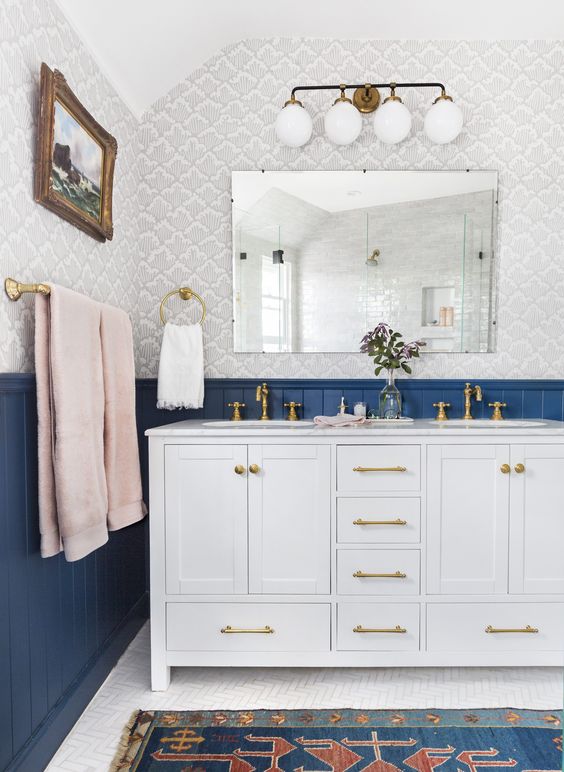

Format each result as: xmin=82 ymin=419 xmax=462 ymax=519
xmin=284 ymin=401 xmax=302 ymax=421
xmin=227 ymin=401 xmax=245 ymax=421
xmin=256 ymin=382 xmax=270 ymax=421
xmin=463 ymin=382 xmax=483 ymax=420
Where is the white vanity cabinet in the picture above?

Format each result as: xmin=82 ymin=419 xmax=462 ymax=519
xmin=164 ymin=444 xmax=249 ymax=595
xmin=427 ymin=445 xmax=510 ymax=595
xmin=509 ymin=444 xmax=564 ymax=594
xmin=147 ymin=421 xmax=564 ymax=690
xmin=428 ymin=443 xmax=564 ymax=596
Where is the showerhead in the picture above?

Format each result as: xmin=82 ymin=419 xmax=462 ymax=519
xmin=366 ymin=248 xmax=380 ymax=266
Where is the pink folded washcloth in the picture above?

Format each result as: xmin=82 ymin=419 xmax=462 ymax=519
xmin=314 ymin=414 xmax=369 ymax=427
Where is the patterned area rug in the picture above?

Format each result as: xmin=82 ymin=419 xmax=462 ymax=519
xmin=112 ymin=708 xmax=562 ymax=771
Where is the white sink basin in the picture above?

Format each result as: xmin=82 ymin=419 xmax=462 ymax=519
xmin=430 ymin=419 xmax=546 ymax=428
xmin=203 ymin=420 xmax=314 ymax=428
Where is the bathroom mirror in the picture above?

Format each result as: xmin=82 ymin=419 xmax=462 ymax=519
xmin=232 ymin=170 xmax=498 ymax=353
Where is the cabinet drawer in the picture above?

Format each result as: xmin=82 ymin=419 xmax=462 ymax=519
xmin=337 ymin=446 xmax=420 ymax=492
xmin=428 ymin=603 xmax=564 ymax=652
xmin=337 ymin=603 xmax=420 ymax=651
xmin=337 ymin=498 xmax=420 ymax=543
xmin=166 ymin=603 xmax=330 ymax=652
xmin=337 ymin=549 xmax=420 ymax=595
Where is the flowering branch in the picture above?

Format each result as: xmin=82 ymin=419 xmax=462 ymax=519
xmin=360 ymin=322 xmax=426 ymax=376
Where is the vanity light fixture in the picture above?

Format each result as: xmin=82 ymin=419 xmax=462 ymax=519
xmin=324 ymin=86 xmax=363 ymax=145
xmin=275 ymin=81 xmax=463 ymax=147
xmin=373 ymin=85 xmax=412 ymax=145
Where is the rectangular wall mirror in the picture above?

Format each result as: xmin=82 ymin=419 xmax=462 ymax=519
xmin=232 ymin=170 xmax=498 ymax=353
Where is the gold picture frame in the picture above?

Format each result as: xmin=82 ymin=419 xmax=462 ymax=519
xmin=34 ymin=63 xmax=117 ymax=242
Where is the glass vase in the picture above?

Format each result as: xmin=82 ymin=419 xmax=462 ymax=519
xmin=379 ymin=369 xmax=402 ymax=419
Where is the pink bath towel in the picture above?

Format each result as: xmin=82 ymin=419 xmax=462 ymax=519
xmin=35 ymin=286 xmax=108 ymax=561
xmin=100 ymin=303 xmax=147 ymax=530
xmin=35 ymin=287 xmax=146 ymax=562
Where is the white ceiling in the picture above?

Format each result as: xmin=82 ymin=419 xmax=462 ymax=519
xmin=54 ymin=0 xmax=564 ymax=118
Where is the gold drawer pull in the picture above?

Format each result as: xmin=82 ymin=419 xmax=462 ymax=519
xmin=485 ymin=625 xmax=538 ymax=634
xmin=234 ymin=464 xmax=246 ymax=475
xmin=353 ymin=570 xmax=407 ymax=579
xmin=353 ymin=625 xmax=407 ymax=634
xmin=220 ymin=625 xmax=275 ymax=634
xmin=514 ymin=463 xmax=525 ymax=474
xmin=353 ymin=518 xmax=407 ymax=526
xmin=353 ymin=466 xmax=407 ymax=472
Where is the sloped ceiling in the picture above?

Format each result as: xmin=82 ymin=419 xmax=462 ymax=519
xmin=54 ymin=0 xmax=564 ymax=118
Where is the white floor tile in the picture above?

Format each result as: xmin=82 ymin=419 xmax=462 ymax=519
xmin=47 ymin=622 xmax=563 ymax=772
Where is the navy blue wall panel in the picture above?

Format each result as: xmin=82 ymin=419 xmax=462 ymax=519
xmin=3 ymin=372 xmax=564 ymax=771
xmin=0 ymin=374 xmax=147 ymax=772
xmin=136 ymin=377 xmax=564 ymax=426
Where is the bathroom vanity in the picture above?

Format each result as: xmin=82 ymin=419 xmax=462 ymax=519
xmin=146 ymin=419 xmax=564 ymax=690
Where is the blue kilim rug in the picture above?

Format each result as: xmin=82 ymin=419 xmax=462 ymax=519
xmin=112 ymin=708 xmax=562 ymax=771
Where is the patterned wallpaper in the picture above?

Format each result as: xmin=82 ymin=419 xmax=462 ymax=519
xmin=0 ymin=0 xmax=141 ymax=373
xmin=135 ymin=39 xmax=564 ymax=379
xmin=3 ymin=20 xmax=564 ymax=380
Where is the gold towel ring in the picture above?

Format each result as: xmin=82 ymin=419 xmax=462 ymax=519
xmin=159 ymin=287 xmax=206 ymax=326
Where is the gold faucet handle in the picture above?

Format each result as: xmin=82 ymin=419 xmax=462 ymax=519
xmin=227 ymin=401 xmax=245 ymax=421
xmin=488 ymin=401 xmax=507 ymax=421
xmin=284 ymin=401 xmax=302 ymax=421
xmin=432 ymin=401 xmax=451 ymax=421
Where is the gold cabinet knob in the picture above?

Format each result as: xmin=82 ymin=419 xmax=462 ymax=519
xmin=249 ymin=464 xmax=260 ymax=474
xmin=234 ymin=464 xmax=246 ymax=475
xmin=514 ymin=463 xmax=525 ymax=473
xmin=500 ymin=464 xmax=511 ymax=474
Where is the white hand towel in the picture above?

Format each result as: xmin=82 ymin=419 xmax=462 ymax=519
xmin=157 ymin=322 xmax=204 ymax=410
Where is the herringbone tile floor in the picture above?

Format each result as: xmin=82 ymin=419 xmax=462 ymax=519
xmin=47 ymin=623 xmax=563 ymax=771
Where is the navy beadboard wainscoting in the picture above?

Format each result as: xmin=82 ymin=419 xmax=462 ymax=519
xmin=136 ymin=377 xmax=564 ymax=429
xmin=0 ymin=374 xmax=147 ymax=772
xmin=4 ymin=374 xmax=564 ymax=771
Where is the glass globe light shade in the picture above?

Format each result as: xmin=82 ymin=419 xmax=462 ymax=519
xmin=373 ymin=97 xmax=412 ymax=144
xmin=324 ymin=99 xmax=362 ymax=145
xmin=424 ymin=96 xmax=463 ymax=144
xmin=275 ymin=100 xmax=313 ymax=147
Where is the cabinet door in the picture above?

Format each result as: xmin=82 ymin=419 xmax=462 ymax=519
xmin=427 ymin=445 xmax=510 ymax=594
xmin=509 ymin=444 xmax=564 ymax=594
xmin=165 ymin=445 xmax=248 ymax=594
xmin=248 ymin=445 xmax=330 ymax=594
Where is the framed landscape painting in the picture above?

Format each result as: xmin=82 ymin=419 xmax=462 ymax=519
xmin=35 ymin=63 xmax=117 ymax=242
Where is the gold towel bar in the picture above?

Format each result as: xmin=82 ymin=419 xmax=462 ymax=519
xmin=159 ymin=287 xmax=206 ymax=325
xmin=5 ymin=277 xmax=51 ymax=301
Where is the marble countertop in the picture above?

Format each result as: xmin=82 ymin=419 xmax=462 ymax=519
xmin=146 ymin=418 xmax=564 ymax=437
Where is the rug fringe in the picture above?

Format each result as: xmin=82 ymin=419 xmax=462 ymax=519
xmin=110 ymin=709 xmax=146 ymax=772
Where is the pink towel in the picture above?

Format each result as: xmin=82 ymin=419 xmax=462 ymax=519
xmin=36 ymin=286 xmax=108 ymax=561
xmin=35 ymin=286 xmax=146 ymax=562
xmin=314 ymin=414 xmax=369 ymax=427
xmin=100 ymin=304 xmax=147 ymax=530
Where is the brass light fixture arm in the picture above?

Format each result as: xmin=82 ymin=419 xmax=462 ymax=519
xmin=290 ymin=81 xmax=447 ymax=113
xmin=290 ymin=82 xmax=447 ymax=99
